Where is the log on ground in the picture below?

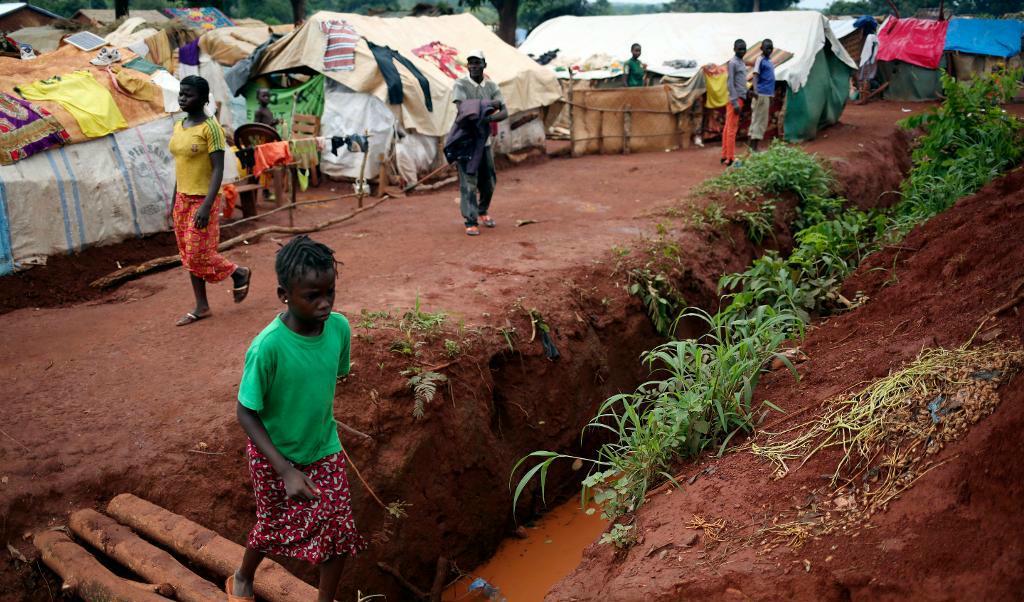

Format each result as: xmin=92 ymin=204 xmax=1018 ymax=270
xmin=106 ymin=493 xmax=317 ymax=602
xmin=69 ymin=508 xmax=224 ymax=602
xmin=34 ymin=530 xmax=173 ymax=602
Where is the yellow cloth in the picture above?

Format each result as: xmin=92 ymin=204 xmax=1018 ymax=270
xmin=112 ymin=67 xmax=160 ymax=105
xmin=169 ymin=117 xmax=227 ymax=196
xmin=704 ymin=71 xmax=729 ymax=109
xmin=16 ymin=71 xmax=128 ymax=138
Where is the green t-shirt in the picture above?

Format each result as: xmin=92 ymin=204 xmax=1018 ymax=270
xmin=238 ymin=312 xmax=351 ymax=465
xmin=626 ymin=58 xmax=645 ymax=87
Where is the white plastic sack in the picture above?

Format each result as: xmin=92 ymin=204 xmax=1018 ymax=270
xmin=395 ymin=133 xmax=439 ymax=186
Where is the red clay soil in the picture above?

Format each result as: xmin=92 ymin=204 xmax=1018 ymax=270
xmin=549 ymin=167 xmax=1024 ymax=601
xmin=0 ymin=102 xmax=924 ymax=600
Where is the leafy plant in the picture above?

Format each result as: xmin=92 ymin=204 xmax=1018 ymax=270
xmin=628 ymin=268 xmax=685 ymax=337
xmin=697 ymin=140 xmax=834 ymax=203
xmin=357 ymin=309 xmax=391 ymax=329
xmin=407 ymin=371 xmax=447 ymax=419
xmin=443 ymin=338 xmax=461 ymax=359
xmin=734 ymin=199 xmax=776 ymax=245
xmin=401 ymin=295 xmax=447 ymax=336
xmin=599 ymin=523 xmax=636 ymax=548
xmin=689 ymin=201 xmax=729 ymax=230
xmin=389 ymin=338 xmax=415 ymax=356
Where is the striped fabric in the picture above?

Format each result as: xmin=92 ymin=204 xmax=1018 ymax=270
xmin=321 ymin=20 xmax=358 ymax=72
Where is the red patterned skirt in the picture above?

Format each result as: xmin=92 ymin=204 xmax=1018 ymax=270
xmin=246 ymin=441 xmax=367 ymax=564
xmin=172 ymin=192 xmax=236 ymax=283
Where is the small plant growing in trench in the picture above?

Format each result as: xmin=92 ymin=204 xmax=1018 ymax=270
xmin=599 ymin=523 xmax=636 ymax=549
xmin=406 ymin=371 xmax=447 ymax=419
xmin=401 ymin=294 xmax=447 ymax=336
xmin=628 ymin=268 xmax=685 ymax=337
xmin=443 ymin=338 xmax=461 ymax=358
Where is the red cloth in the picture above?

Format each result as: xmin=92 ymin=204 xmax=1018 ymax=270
xmin=253 ymin=141 xmax=293 ymax=177
xmin=221 ymin=183 xmax=238 ymax=219
xmin=173 ymin=192 xmax=236 ymax=283
xmin=877 ymin=17 xmax=950 ymax=70
xmin=412 ymin=41 xmax=467 ymax=79
xmin=246 ymin=441 xmax=367 ymax=563
xmin=721 ymin=98 xmax=743 ymax=162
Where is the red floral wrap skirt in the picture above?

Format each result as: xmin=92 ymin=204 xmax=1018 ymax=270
xmin=172 ymin=192 xmax=236 ymax=283
xmin=246 ymin=441 xmax=367 ymax=563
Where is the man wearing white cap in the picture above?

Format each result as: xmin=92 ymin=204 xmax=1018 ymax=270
xmin=452 ymin=49 xmax=507 ymax=236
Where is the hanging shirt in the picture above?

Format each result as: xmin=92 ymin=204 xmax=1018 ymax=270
xmin=16 ymin=71 xmax=127 ymax=138
xmin=753 ymin=56 xmax=776 ymax=97
xmin=320 ymin=20 xmax=357 ymax=72
xmin=703 ymin=65 xmax=729 ymax=108
xmin=169 ymin=117 xmax=226 ymax=196
xmin=860 ymin=33 xmax=880 ymax=68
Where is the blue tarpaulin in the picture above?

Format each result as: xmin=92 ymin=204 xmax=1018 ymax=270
xmin=944 ymin=18 xmax=1024 ymax=58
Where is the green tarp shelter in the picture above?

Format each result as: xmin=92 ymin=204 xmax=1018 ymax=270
xmin=784 ymin=42 xmax=854 ymax=142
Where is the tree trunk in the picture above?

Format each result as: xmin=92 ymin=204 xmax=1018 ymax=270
xmin=752 ymin=0 xmax=760 ymax=11
xmin=114 ymin=0 xmax=129 ymax=20
xmin=493 ymin=0 xmax=518 ymax=46
xmin=290 ymin=0 xmax=306 ymax=26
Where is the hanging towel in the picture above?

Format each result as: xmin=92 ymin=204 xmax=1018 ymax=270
xmin=0 ymin=92 xmax=70 ymax=165
xmin=290 ymin=137 xmax=319 ymax=169
xmin=253 ymin=140 xmax=293 ymax=177
xmin=367 ymin=41 xmax=433 ymax=112
xmin=412 ymin=41 xmax=466 ymax=79
xmin=321 ymin=20 xmax=358 ymax=72
xmin=16 ymin=71 xmax=127 ymax=138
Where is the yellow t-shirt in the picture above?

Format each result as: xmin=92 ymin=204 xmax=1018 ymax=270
xmin=169 ymin=117 xmax=226 ymax=196
xmin=17 ymin=71 xmax=127 ymax=138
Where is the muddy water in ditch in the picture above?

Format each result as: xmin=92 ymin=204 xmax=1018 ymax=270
xmin=443 ymin=500 xmax=608 ymax=601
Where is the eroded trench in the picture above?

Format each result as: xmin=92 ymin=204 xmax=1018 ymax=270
xmin=5 ymin=131 xmax=912 ymax=601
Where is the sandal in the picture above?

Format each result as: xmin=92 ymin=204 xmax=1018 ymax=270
xmin=466 ymin=226 xmax=480 ymax=236
xmin=175 ymin=310 xmax=210 ymax=326
xmin=232 ymin=268 xmax=252 ymax=304
xmin=226 ymin=575 xmax=255 ymax=602
xmin=480 ymin=214 xmax=496 ymax=228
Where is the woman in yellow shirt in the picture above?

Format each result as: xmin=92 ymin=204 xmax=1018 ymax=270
xmin=169 ymin=75 xmax=252 ymax=326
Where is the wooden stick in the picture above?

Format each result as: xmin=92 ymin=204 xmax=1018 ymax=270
xmin=404 ymin=163 xmax=455 ymax=193
xmin=338 ymin=420 xmax=372 ymax=441
xmin=69 ymin=509 xmax=223 ymax=602
xmin=34 ymin=530 xmax=172 ymax=602
xmin=623 ymin=104 xmax=632 ymax=155
xmin=222 ymin=193 xmax=359 ymax=229
xmin=377 ymin=562 xmax=427 ymax=599
xmin=429 ymin=556 xmax=449 ymax=602
xmin=106 ymin=494 xmax=318 ymax=602
xmin=90 ymin=195 xmax=391 ymax=289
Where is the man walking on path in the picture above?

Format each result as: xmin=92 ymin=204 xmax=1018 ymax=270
xmin=749 ymin=39 xmax=775 ymax=152
xmin=722 ymin=39 xmax=747 ymax=166
xmin=452 ymin=50 xmax=507 ymax=236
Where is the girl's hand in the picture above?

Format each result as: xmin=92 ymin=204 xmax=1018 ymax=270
xmin=282 ymin=467 xmax=320 ymax=502
xmin=193 ymin=205 xmax=212 ymax=229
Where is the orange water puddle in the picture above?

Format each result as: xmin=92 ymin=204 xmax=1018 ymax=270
xmin=443 ymin=500 xmax=608 ymax=602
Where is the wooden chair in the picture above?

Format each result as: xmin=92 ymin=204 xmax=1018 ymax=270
xmin=290 ymin=113 xmax=321 ymax=188
xmin=233 ymin=123 xmax=285 ymax=217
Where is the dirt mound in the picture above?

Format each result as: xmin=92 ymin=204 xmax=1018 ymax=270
xmin=548 ymin=167 xmax=1024 ymax=601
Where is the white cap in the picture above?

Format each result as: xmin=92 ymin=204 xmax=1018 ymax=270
xmin=466 ymin=49 xmax=485 ymax=61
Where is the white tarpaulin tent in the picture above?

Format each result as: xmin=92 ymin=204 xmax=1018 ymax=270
xmin=519 ymin=11 xmax=856 ymax=90
xmin=0 ymin=117 xmax=176 ymax=274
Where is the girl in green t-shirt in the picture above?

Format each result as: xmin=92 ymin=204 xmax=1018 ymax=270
xmin=228 ymin=235 xmax=366 ymax=602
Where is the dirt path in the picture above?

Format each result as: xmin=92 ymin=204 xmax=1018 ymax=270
xmin=0 ymin=102 xmax=928 ymax=599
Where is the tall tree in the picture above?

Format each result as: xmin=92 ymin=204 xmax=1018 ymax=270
xmin=291 ymin=0 xmax=306 ymax=25
xmin=114 ymin=0 xmax=128 ymax=19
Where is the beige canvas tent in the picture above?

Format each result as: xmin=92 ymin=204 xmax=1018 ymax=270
xmin=254 ymin=12 xmax=562 ymax=138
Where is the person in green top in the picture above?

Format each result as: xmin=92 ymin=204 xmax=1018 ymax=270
xmin=623 ymin=43 xmax=646 ymax=87
xmin=229 ymin=235 xmax=366 ymax=602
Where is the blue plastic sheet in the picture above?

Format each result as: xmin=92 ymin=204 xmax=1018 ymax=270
xmin=945 ymin=18 xmax=1024 ymax=58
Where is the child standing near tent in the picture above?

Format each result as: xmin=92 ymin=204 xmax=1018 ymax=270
xmin=623 ymin=43 xmax=646 ymax=87
xmin=856 ymin=19 xmax=880 ymax=104
xmin=722 ymin=39 xmax=747 ymax=166
xmin=229 ymin=235 xmax=366 ymax=602
xmin=169 ymin=75 xmax=252 ymax=326
xmin=749 ymin=39 xmax=775 ymax=152
xmin=254 ymin=88 xmax=279 ymax=129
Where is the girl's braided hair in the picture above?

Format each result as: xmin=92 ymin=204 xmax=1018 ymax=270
xmin=275 ymin=235 xmax=338 ymax=288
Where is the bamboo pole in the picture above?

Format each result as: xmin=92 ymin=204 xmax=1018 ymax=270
xmin=69 ymin=509 xmax=224 ymax=602
xmin=106 ymin=494 xmax=317 ymax=602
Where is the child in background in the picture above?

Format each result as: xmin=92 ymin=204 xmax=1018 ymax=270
xmin=254 ymin=88 xmax=278 ymax=129
xmin=623 ymin=43 xmax=646 ymax=87
xmin=749 ymin=39 xmax=775 ymax=152
xmin=721 ymin=39 xmax=748 ymax=167
xmin=228 ymin=235 xmax=366 ymax=602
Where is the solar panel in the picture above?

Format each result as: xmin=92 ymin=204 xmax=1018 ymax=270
xmin=64 ymin=31 xmax=107 ymax=52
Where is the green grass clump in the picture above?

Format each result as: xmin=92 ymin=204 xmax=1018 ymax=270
xmin=697 ymin=140 xmax=834 ymax=203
